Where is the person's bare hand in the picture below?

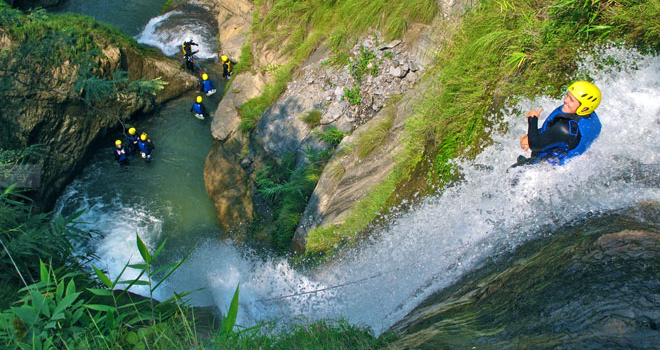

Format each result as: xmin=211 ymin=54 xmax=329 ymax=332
xmin=525 ymin=107 xmax=543 ymax=118
xmin=519 ymin=135 xmax=529 ymax=151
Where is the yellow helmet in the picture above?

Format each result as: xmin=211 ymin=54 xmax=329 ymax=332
xmin=221 ymin=55 xmax=228 ymax=62
xmin=115 ymin=139 xmax=122 ymax=146
xmin=202 ymin=73 xmax=208 ymax=80
xmin=128 ymin=127 xmax=136 ymax=135
xmin=140 ymin=133 xmax=147 ymax=141
xmin=196 ymin=95 xmax=203 ymax=103
xmin=568 ymin=81 xmax=601 ymax=116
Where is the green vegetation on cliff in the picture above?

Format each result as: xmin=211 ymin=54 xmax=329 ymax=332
xmin=237 ymin=0 xmax=437 ymax=132
xmin=304 ymin=0 xmax=660 ymax=255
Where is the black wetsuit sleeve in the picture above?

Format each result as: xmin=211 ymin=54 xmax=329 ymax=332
xmin=527 ymin=116 xmax=580 ymax=157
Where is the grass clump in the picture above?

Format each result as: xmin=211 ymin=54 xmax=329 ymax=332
xmin=301 ymin=109 xmax=323 ymax=127
xmin=254 ymin=127 xmax=344 ymax=253
xmin=356 ymin=113 xmax=395 ymax=160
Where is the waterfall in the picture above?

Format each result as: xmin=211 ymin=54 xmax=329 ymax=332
xmin=136 ymin=10 xmax=218 ymax=60
xmin=56 ymin=46 xmax=660 ymax=335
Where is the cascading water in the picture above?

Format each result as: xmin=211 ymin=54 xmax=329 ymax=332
xmin=56 ymin=45 xmax=660 ymax=336
xmin=136 ymin=9 xmax=218 ymax=60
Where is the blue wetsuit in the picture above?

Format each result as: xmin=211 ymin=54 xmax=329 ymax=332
xmin=201 ymin=79 xmax=215 ymax=94
xmin=138 ymin=139 xmax=155 ymax=161
xmin=191 ymin=102 xmax=207 ymax=118
xmin=127 ymin=134 xmax=139 ymax=153
xmin=114 ymin=146 xmax=129 ymax=165
xmin=513 ymin=107 xmax=601 ymax=167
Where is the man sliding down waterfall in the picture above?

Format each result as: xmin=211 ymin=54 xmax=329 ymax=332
xmin=513 ymin=81 xmax=602 ymax=167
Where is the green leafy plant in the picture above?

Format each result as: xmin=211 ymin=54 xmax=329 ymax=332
xmin=343 ymin=86 xmax=362 ymax=105
xmin=314 ymin=126 xmax=345 ymax=147
xmin=349 ymin=46 xmax=379 ymax=85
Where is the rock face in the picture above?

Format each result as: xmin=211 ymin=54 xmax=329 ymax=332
xmin=1 ymin=38 xmax=198 ymax=210
xmin=289 ymin=0 xmax=474 ymax=252
xmin=203 ymin=0 xmax=261 ymax=234
xmin=204 ymin=0 xmax=473 ymax=243
xmin=387 ymin=210 xmax=660 ymax=349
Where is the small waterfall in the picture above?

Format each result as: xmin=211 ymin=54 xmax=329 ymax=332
xmin=57 ymin=46 xmax=660 ymax=335
xmin=136 ymin=9 xmax=218 ymax=60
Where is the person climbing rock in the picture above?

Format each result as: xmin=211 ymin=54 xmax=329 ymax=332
xmin=200 ymin=73 xmax=216 ymax=96
xmin=126 ymin=127 xmax=139 ymax=154
xmin=191 ymin=95 xmax=208 ymax=120
xmin=514 ymin=81 xmax=602 ymax=167
xmin=181 ymin=37 xmax=199 ymax=72
xmin=220 ymin=54 xmax=233 ymax=80
xmin=137 ymin=132 xmax=155 ymax=162
xmin=114 ymin=140 xmax=129 ymax=166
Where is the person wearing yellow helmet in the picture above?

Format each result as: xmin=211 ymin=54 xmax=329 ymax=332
xmin=127 ymin=127 xmax=139 ymax=154
xmin=515 ymin=81 xmax=602 ymax=167
xmin=137 ymin=132 xmax=155 ymax=162
xmin=114 ymin=139 xmax=129 ymax=166
xmin=191 ymin=95 xmax=208 ymax=120
xmin=200 ymin=72 xmax=216 ymax=96
xmin=220 ymin=54 xmax=233 ymax=80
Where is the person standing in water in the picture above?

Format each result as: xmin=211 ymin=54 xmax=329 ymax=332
xmin=181 ymin=37 xmax=199 ymax=72
xmin=137 ymin=132 xmax=155 ymax=162
xmin=515 ymin=81 xmax=602 ymax=167
xmin=200 ymin=73 xmax=216 ymax=96
xmin=126 ymin=127 xmax=139 ymax=154
xmin=220 ymin=55 xmax=232 ymax=80
xmin=191 ymin=95 xmax=208 ymax=120
xmin=114 ymin=140 xmax=129 ymax=166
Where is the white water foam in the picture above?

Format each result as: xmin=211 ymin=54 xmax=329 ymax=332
xmin=56 ymin=179 xmax=165 ymax=297
xmin=63 ymin=46 xmax=660 ymax=334
xmin=136 ymin=11 xmax=218 ymax=59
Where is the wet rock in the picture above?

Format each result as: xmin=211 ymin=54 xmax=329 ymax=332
xmin=204 ymin=139 xmax=252 ymax=236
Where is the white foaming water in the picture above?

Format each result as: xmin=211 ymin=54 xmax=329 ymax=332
xmin=56 ymin=179 xmax=165 ymax=297
xmin=136 ymin=11 xmax=218 ymax=59
xmin=65 ymin=47 xmax=660 ymax=334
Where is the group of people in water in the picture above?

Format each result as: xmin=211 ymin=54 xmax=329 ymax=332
xmin=113 ymin=37 xmax=236 ymax=165
xmin=113 ymin=127 xmax=154 ymax=166
xmin=181 ymin=37 xmax=234 ymax=121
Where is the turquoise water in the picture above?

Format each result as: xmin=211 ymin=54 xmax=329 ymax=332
xmin=52 ymin=0 xmax=168 ymax=37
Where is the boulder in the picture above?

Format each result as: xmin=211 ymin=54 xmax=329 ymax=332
xmin=203 ymin=138 xmax=253 ymax=236
xmin=211 ymin=73 xmax=265 ymax=141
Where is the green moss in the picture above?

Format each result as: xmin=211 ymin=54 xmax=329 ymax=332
xmin=0 ymin=5 xmax=142 ymax=68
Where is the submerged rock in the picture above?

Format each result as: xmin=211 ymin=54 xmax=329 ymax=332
xmin=387 ymin=209 xmax=660 ymax=349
